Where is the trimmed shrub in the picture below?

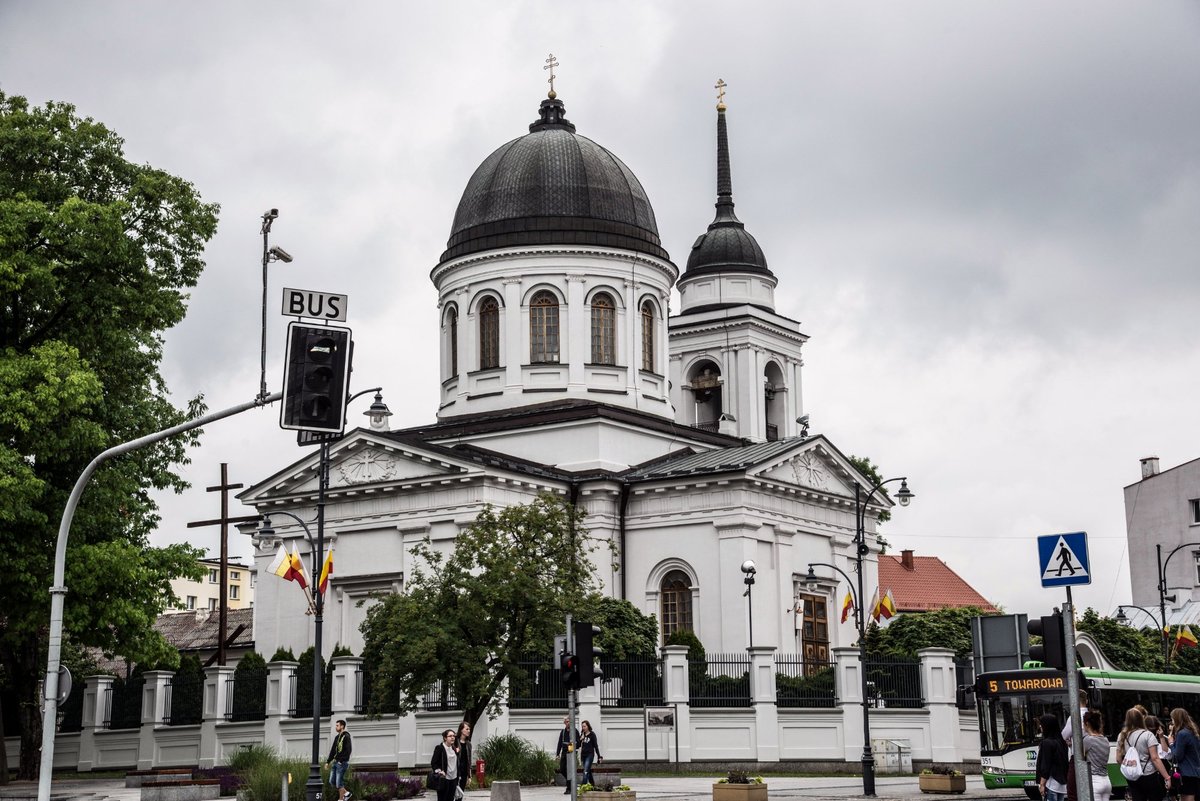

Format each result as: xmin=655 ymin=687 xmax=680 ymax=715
xmin=477 ymin=732 xmax=557 ymax=785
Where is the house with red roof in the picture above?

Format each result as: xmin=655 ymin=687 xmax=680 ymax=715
xmin=878 ymin=549 xmax=999 ymax=614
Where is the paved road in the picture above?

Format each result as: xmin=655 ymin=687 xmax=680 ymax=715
xmin=0 ymin=774 xmax=1025 ymax=801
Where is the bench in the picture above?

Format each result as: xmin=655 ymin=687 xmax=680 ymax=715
xmin=139 ymin=778 xmax=221 ymax=801
xmin=126 ymin=768 xmax=193 ymax=787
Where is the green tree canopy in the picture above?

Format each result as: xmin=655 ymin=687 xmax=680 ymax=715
xmin=0 ymin=91 xmax=218 ymax=778
xmin=1076 ymin=608 xmax=1164 ymax=672
xmin=360 ymin=493 xmax=604 ymax=729
xmin=868 ymin=606 xmax=994 ymax=660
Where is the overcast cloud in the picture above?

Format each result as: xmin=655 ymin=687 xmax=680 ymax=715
xmin=2 ymin=1 xmax=1198 ymax=619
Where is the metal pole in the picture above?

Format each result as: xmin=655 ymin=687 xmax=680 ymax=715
xmin=37 ymin=392 xmax=282 ymax=801
xmin=567 ymin=613 xmax=576 ymax=798
xmin=259 ymin=210 xmax=276 ymax=403
xmin=1158 ymin=544 xmax=1170 ymax=666
xmin=1063 ymin=590 xmax=1092 ymax=801
xmin=747 ymin=582 xmax=754 ymax=649
xmin=855 ymin=484 xmax=876 ymax=797
xmin=307 ymin=441 xmax=329 ymax=801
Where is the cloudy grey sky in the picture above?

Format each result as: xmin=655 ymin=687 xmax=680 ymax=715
xmin=3 ymin=1 xmax=1198 ymax=619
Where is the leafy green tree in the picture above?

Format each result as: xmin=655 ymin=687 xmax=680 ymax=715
xmin=847 ymin=455 xmax=896 ymax=551
xmin=231 ymin=652 xmax=267 ymax=722
xmin=360 ymin=493 xmax=601 ymax=729
xmin=869 ymin=606 xmax=994 ymax=659
xmin=1075 ymin=608 xmax=1163 ymax=672
xmin=0 ymin=91 xmax=218 ymax=777
xmin=580 ymin=597 xmax=658 ymax=659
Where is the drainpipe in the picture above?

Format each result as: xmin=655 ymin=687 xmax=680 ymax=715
xmin=618 ymin=481 xmax=631 ymax=600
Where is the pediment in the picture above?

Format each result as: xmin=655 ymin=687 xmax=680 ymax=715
xmin=239 ymin=431 xmax=473 ymax=502
xmin=752 ymin=440 xmax=859 ymax=500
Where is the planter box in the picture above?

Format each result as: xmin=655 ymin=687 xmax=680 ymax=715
xmin=919 ymin=774 xmax=966 ymax=794
xmin=582 ymin=792 xmax=635 ymax=801
xmin=713 ymin=783 xmax=768 ymax=801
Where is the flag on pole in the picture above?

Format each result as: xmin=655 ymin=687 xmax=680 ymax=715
xmin=880 ymin=589 xmax=898 ymax=620
xmin=319 ymin=548 xmax=334 ymax=594
xmin=1177 ymin=625 xmax=1199 ymax=651
xmin=869 ymin=586 xmax=882 ymax=623
xmin=288 ymin=546 xmax=309 ymax=589
xmin=840 ymin=592 xmax=854 ymax=623
xmin=268 ymin=544 xmax=291 ymax=578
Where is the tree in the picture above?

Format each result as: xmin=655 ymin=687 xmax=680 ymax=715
xmin=847 ymin=455 xmax=892 ymax=551
xmin=580 ymin=597 xmax=658 ymax=660
xmin=868 ymin=606 xmax=994 ymax=660
xmin=0 ymin=91 xmax=218 ymax=778
xmin=360 ymin=493 xmax=602 ymax=729
xmin=1075 ymin=608 xmax=1162 ymax=672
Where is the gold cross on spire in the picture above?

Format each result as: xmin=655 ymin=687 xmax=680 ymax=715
xmin=715 ymin=78 xmax=727 ymax=111
xmin=545 ymin=53 xmax=560 ymax=98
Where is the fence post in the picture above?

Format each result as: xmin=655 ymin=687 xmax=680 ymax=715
xmin=75 ymin=674 xmax=114 ymax=772
xmin=199 ymin=664 xmax=235 ymax=769
xmin=917 ymin=647 xmax=960 ymax=762
xmin=661 ymin=645 xmax=691 ymax=763
xmin=748 ymin=646 xmax=778 ymax=762
xmin=264 ymin=660 xmax=298 ymax=755
xmin=330 ymin=655 xmax=363 ymax=718
xmin=833 ymin=647 xmax=862 ymax=766
xmin=138 ymin=670 xmax=173 ymax=769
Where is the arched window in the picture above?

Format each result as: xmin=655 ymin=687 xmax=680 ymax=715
xmin=447 ymin=306 xmax=458 ymax=377
xmin=479 ymin=296 xmax=499 ymax=369
xmin=641 ymin=300 xmax=656 ymax=372
xmin=530 ymin=291 xmax=560 ymax=364
xmin=660 ymin=570 xmax=693 ymax=638
xmin=590 ymin=292 xmax=616 ymax=365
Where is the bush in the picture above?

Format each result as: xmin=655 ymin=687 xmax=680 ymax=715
xmin=269 ymin=647 xmax=296 ymax=662
xmin=170 ymin=654 xmax=204 ymax=725
xmin=477 ymin=733 xmax=557 ymax=785
xmin=227 ymin=743 xmax=278 ymax=773
xmin=347 ymin=771 xmax=424 ymax=801
xmin=231 ymin=652 xmax=267 ymax=721
xmin=193 ymin=766 xmax=241 ymax=796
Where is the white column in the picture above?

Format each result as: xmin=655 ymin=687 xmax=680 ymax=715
xmin=748 ymin=646 xmax=779 ymax=762
xmin=263 ymin=661 xmax=297 ymax=753
xmin=138 ymin=670 xmax=173 ymax=769
xmin=661 ymin=645 xmax=691 ymax=763
xmin=567 ymin=276 xmax=587 ymax=389
xmin=834 ymin=646 xmax=863 ymax=765
xmin=199 ymin=665 xmax=235 ymax=769
xmin=330 ymin=656 xmax=363 ymax=718
xmin=503 ymin=278 xmax=522 ymax=389
xmin=76 ymin=675 xmax=114 ymax=772
xmin=918 ymin=647 xmax=961 ymax=762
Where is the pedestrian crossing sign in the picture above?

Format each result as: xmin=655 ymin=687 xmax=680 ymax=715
xmin=1037 ymin=531 xmax=1090 ymax=587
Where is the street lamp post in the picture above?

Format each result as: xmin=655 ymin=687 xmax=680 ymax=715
xmin=741 ymin=561 xmax=757 ymax=648
xmin=806 ymin=475 xmax=913 ymax=798
xmin=1156 ymin=542 xmax=1200 ymax=667
xmin=1114 ymin=604 xmax=1169 ymax=662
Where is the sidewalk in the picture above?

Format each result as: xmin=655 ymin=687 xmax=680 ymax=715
xmin=0 ymin=774 xmax=1023 ymax=801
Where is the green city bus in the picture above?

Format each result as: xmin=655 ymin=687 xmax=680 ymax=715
xmin=976 ymin=666 xmax=1200 ymax=799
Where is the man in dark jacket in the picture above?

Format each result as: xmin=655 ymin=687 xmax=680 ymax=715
xmin=555 ymin=716 xmax=580 ymax=794
xmin=325 ymin=719 xmax=353 ymax=801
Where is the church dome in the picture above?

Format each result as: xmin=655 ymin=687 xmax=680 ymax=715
xmin=683 ymin=104 xmax=771 ymax=277
xmin=439 ymin=96 xmax=669 ymax=265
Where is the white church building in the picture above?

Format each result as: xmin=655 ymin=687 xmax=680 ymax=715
xmin=241 ymin=88 xmax=903 ymax=686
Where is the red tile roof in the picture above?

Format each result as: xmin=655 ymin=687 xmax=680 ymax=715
xmin=878 ymin=551 xmax=998 ymax=614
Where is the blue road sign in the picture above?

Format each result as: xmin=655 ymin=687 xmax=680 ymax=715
xmin=1038 ymin=531 xmax=1091 ymax=587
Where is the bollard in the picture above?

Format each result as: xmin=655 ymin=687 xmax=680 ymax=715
xmin=476 ymin=758 xmax=486 ymax=787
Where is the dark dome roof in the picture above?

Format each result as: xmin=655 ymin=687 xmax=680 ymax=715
xmin=440 ymin=96 xmax=668 ymax=265
xmin=684 ymin=107 xmax=771 ymax=277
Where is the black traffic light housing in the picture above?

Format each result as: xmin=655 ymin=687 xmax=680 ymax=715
xmin=560 ymin=651 xmax=580 ymax=690
xmin=574 ymin=621 xmax=604 ymax=687
xmin=281 ymin=323 xmax=352 ymax=433
xmin=1027 ymin=610 xmax=1068 ymax=671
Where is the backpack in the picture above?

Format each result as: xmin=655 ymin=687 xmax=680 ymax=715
xmin=1121 ymin=731 xmax=1149 ymax=782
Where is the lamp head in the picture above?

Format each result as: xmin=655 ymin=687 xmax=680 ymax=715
xmin=803 ymin=565 xmax=817 ymax=585
xmin=1114 ymin=607 xmax=1129 ymax=624
xmin=364 ymin=391 xmax=393 ymax=429
xmin=257 ymin=515 xmax=276 ymax=540
xmin=895 ymin=478 xmax=914 ymax=507
xmin=741 ymin=560 xmax=756 ymax=576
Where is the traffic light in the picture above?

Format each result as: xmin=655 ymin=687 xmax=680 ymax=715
xmin=560 ymin=651 xmax=580 ymax=690
xmin=574 ymin=621 xmax=604 ymax=687
xmin=281 ymin=323 xmax=352 ymax=433
xmin=1027 ymin=611 xmax=1067 ymax=671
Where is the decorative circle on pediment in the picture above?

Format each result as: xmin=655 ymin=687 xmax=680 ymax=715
xmin=790 ymin=452 xmax=828 ymax=490
xmin=337 ymin=449 xmax=396 ymax=484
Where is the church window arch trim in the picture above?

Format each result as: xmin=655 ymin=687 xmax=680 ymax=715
xmin=645 ymin=559 xmax=699 ymax=642
xmin=590 ymin=291 xmax=617 ymax=365
xmin=529 ymin=289 xmax=561 ymax=364
xmin=442 ymin=303 xmax=459 ymax=379
xmin=475 ymin=293 xmax=503 ymax=370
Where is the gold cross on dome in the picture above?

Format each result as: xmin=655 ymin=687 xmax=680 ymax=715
xmin=545 ymin=53 xmax=560 ymax=97
xmin=715 ymin=78 xmax=727 ymax=108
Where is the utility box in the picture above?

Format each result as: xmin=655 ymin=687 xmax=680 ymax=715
xmin=871 ymin=738 xmax=912 ymax=774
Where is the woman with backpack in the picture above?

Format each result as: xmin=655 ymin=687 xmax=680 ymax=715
xmin=1038 ymin=713 xmax=1069 ymax=801
xmin=1119 ymin=707 xmax=1173 ymax=801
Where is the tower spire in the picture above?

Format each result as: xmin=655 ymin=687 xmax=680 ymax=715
xmin=713 ymin=79 xmax=739 ymax=224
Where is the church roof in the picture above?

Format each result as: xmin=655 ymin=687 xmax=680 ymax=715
xmin=439 ymin=94 xmax=670 ymax=265
xmin=878 ymin=551 xmax=998 ymax=613
xmin=623 ymin=436 xmax=802 ymax=480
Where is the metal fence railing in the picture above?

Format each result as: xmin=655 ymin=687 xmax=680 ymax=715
xmin=863 ymin=653 xmax=923 ymax=708
xmin=422 ymin=680 xmax=460 ymax=712
xmin=954 ymin=658 xmax=976 ymax=709
xmin=102 ymin=675 xmax=144 ymax=730
xmin=599 ymin=658 xmax=663 ymax=708
xmin=774 ymin=655 xmax=837 ymax=708
xmin=508 ymin=659 xmax=569 ymax=710
xmin=689 ymin=653 xmax=751 ymax=708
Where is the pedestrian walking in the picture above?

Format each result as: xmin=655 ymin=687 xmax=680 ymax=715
xmin=1169 ymin=708 xmax=1200 ymax=801
xmin=1037 ymin=713 xmax=1069 ymax=801
xmin=431 ymin=729 xmax=460 ymax=801
xmin=456 ymin=720 xmax=473 ymax=792
xmin=324 ymin=719 xmax=353 ymax=801
xmin=1119 ymin=707 xmax=1172 ymax=801
xmin=1083 ymin=711 xmax=1113 ymax=801
xmin=579 ymin=720 xmax=602 ymax=786
xmin=556 ymin=715 xmax=579 ymax=794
